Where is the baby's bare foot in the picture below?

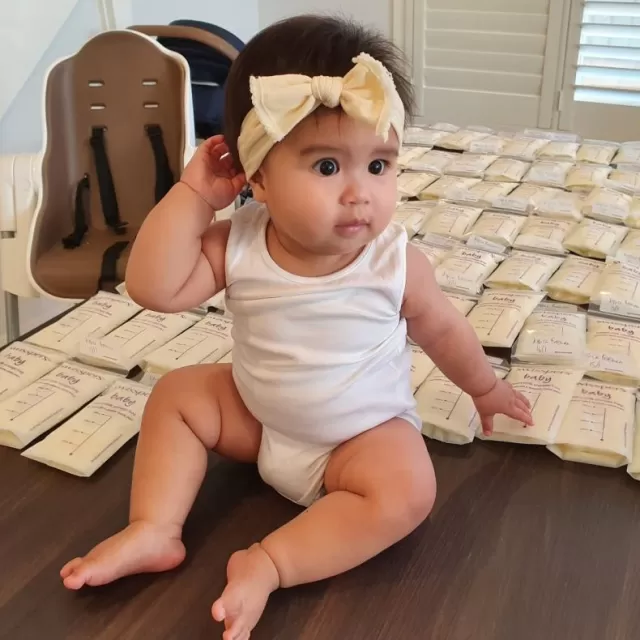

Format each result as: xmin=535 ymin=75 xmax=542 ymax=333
xmin=212 ymin=544 xmax=280 ymax=640
xmin=60 ymin=520 xmax=185 ymax=590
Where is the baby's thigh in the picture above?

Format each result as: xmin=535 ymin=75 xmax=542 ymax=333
xmin=146 ymin=363 xmax=262 ymax=463
xmin=325 ymin=418 xmax=436 ymax=523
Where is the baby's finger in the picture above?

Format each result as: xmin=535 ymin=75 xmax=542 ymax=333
xmin=516 ymin=399 xmax=533 ymax=422
xmin=211 ymin=143 xmax=230 ymax=161
xmin=515 ymin=391 xmax=531 ymax=409
xmin=481 ymin=414 xmax=493 ymax=436
xmin=203 ymin=134 xmax=225 ymax=147
xmin=510 ymin=406 xmax=533 ymax=426
xmin=231 ymin=172 xmax=248 ymax=193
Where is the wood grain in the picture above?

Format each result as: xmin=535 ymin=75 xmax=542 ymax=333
xmin=2 ymin=436 xmax=640 ymax=640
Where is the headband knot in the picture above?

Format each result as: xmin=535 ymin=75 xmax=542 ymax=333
xmin=311 ymin=76 xmax=343 ymax=108
xmin=238 ymin=53 xmax=405 ymax=178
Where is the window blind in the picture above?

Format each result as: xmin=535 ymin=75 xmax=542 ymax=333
xmin=575 ymin=0 xmax=640 ymax=106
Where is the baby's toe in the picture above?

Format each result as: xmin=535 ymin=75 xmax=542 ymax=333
xmin=60 ymin=557 xmax=83 ymax=579
xmin=62 ymin=563 xmax=91 ymax=590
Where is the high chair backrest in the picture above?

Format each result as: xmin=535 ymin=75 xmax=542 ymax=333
xmin=25 ymin=26 xmax=236 ymax=302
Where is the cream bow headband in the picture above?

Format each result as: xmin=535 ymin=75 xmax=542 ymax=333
xmin=237 ymin=53 xmax=405 ymax=179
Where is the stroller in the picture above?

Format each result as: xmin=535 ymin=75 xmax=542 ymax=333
xmin=25 ymin=21 xmax=243 ymax=302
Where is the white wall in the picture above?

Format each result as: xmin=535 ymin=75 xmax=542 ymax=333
xmin=258 ymin=0 xmax=392 ymax=36
xmin=0 ymin=1 xmax=103 ymax=155
xmin=130 ymin=0 xmax=259 ymax=43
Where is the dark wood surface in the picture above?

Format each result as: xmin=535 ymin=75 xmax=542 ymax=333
xmin=2 ymin=433 xmax=640 ymax=640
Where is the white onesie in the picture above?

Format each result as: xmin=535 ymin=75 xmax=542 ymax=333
xmin=225 ymin=202 xmax=421 ymax=507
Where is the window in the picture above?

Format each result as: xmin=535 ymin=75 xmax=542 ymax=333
xmin=575 ymin=0 xmax=640 ymax=107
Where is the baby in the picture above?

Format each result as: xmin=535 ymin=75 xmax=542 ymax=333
xmin=60 ymin=14 xmax=533 ymax=640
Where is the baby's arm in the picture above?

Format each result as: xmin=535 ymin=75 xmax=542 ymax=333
xmin=126 ymin=136 xmax=244 ymax=312
xmin=402 ymin=244 xmax=533 ymax=433
xmin=126 ymin=188 xmax=229 ymax=312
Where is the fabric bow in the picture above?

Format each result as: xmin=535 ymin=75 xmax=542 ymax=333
xmin=238 ymin=53 xmax=405 ymax=178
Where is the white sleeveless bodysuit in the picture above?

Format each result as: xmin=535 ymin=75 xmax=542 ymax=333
xmin=225 ymin=202 xmax=420 ymax=506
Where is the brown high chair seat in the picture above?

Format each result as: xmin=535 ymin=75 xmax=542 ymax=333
xmin=27 ymin=25 xmax=240 ymax=301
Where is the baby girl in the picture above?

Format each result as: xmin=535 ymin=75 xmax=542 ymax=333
xmin=60 ymin=14 xmax=532 ymax=640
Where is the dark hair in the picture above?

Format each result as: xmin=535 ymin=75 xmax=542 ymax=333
xmin=223 ymin=14 xmax=415 ymax=169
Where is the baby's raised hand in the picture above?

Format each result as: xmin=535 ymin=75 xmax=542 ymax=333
xmin=472 ymin=378 xmax=533 ymax=436
xmin=180 ymin=135 xmax=247 ymax=212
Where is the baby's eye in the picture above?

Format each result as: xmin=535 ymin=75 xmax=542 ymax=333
xmin=369 ymin=159 xmax=388 ymax=175
xmin=313 ymin=159 xmax=340 ymax=176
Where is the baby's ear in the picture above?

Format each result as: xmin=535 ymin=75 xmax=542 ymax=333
xmin=249 ymin=170 xmax=267 ymax=203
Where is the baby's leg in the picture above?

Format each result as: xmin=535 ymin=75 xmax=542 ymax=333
xmin=213 ymin=418 xmax=435 ymax=639
xmin=61 ymin=363 xmax=262 ymax=590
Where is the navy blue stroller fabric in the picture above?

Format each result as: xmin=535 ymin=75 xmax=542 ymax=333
xmin=157 ymin=19 xmax=244 ymax=139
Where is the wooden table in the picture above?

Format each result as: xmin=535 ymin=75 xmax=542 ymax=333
xmin=2 ymin=431 xmax=640 ymax=640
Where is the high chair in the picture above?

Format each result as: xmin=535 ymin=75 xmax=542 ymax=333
xmin=0 ymin=23 xmax=240 ymax=342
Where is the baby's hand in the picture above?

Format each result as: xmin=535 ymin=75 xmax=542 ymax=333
xmin=180 ymin=135 xmax=247 ymax=212
xmin=472 ymin=378 xmax=533 ymax=436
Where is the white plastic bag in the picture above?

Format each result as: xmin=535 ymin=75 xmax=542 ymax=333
xmin=565 ymin=164 xmax=612 ymax=192
xmin=524 ymin=161 xmax=574 ymax=189
xmin=533 ymin=188 xmax=584 ymax=222
xmin=484 ymin=251 xmax=564 ymax=292
xmin=562 ymin=219 xmax=628 ymax=259
xmin=467 ymin=211 xmax=527 ymax=247
xmin=548 ymin=380 xmax=635 ymax=468
xmin=545 ymin=255 xmax=604 ymax=304
xmin=482 ymin=365 xmax=584 ymax=445
xmin=582 ymin=187 xmax=632 ymax=225
xmin=512 ymin=216 xmax=575 ymax=255
xmin=434 ymin=247 xmax=504 ymax=296
xmin=484 ymin=158 xmax=531 ymax=183
xmin=513 ymin=303 xmax=587 ymax=367
xmin=467 ymin=289 xmax=545 ymax=348
xmin=420 ymin=202 xmax=483 ymax=239
xmin=586 ymin=315 xmax=640 ymax=387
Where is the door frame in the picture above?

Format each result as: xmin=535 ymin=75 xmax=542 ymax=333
xmin=97 ymin=0 xmax=133 ymax=30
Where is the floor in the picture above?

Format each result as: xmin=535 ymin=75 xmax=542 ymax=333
xmin=2 ymin=436 xmax=640 ymax=640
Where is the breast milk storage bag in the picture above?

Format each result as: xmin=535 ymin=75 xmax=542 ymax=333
xmin=22 ymin=379 xmax=151 ymax=477
xmin=586 ymin=315 xmax=640 ymax=386
xmin=0 ymin=362 xmax=120 ymax=449
xmin=467 ymin=211 xmax=526 ymax=247
xmin=562 ymin=219 xmax=628 ymax=259
xmin=484 ymin=365 xmax=584 ymax=445
xmin=142 ymin=313 xmax=234 ymax=378
xmin=410 ymin=234 xmax=461 ymax=266
xmin=513 ymin=303 xmax=587 ymax=367
xmin=434 ymin=247 xmax=504 ymax=296
xmin=26 ymin=291 xmax=142 ymax=356
xmin=484 ymin=158 xmax=531 ymax=184
xmin=467 ymin=289 xmax=545 ymax=348
xmin=533 ymin=189 xmax=584 ymax=222
xmin=420 ymin=203 xmax=483 ymax=239
xmin=0 ymin=342 xmax=68 ymax=401
xmin=627 ymin=396 xmax=640 ymax=481
xmin=450 ymin=181 xmax=516 ymax=208
xmin=484 ymin=251 xmax=564 ymax=292
xmin=512 ymin=217 xmax=575 ymax=255
xmin=548 ymin=380 xmax=635 ymax=468
xmin=545 ymin=255 xmax=604 ymax=304
xmin=590 ymin=258 xmax=640 ymax=321
xmin=417 ymin=359 xmax=509 ymax=445
xmin=75 ymin=310 xmax=201 ymax=373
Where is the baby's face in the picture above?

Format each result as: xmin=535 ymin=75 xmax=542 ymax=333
xmin=250 ymin=109 xmax=399 ymax=256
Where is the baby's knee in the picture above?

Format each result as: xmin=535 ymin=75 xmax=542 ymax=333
xmin=375 ymin=467 xmax=437 ymax=534
xmin=142 ymin=367 xmax=203 ymax=420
